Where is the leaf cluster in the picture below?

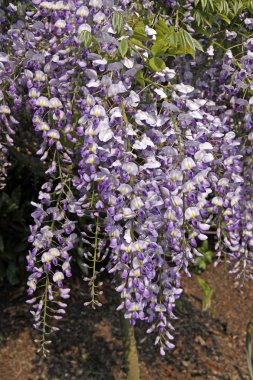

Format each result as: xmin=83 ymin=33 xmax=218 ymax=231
xmin=193 ymin=0 xmax=253 ymax=28
xmin=152 ymin=19 xmax=203 ymax=57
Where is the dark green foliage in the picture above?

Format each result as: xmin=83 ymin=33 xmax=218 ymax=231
xmin=193 ymin=241 xmax=215 ymax=274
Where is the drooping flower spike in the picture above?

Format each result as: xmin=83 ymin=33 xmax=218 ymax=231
xmin=0 ymin=0 xmax=253 ymax=356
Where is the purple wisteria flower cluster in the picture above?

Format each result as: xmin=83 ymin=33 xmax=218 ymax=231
xmin=1 ymin=0 xmax=253 ymax=356
xmin=174 ymin=27 xmax=253 ymax=286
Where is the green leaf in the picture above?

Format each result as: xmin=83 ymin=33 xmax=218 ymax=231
xmin=151 ymin=39 xmax=168 ymax=56
xmin=199 ymin=240 xmax=209 ymax=252
xmin=216 ymin=0 xmax=229 ymax=14
xmin=193 ymin=9 xmax=216 ymax=27
xmin=134 ymin=70 xmax=145 ymax=86
xmin=166 ymin=29 xmax=203 ymax=56
xmin=197 ymin=277 xmax=213 ymax=311
xmin=249 ymin=0 xmax=253 ymax=12
xmin=193 ymin=38 xmax=204 ymax=52
xmin=178 ymin=30 xmax=196 ymax=55
xmin=208 ymin=0 xmax=215 ymax=11
xmin=118 ymin=39 xmax=129 ymax=57
xmin=129 ymin=38 xmax=151 ymax=52
xmin=148 ymin=57 xmax=166 ymax=72
xmin=155 ymin=18 xmax=170 ymax=37
xmin=181 ymin=29 xmax=202 ymax=54
xmin=78 ymin=30 xmax=93 ymax=48
xmin=246 ymin=323 xmax=253 ymax=380
xmin=167 ymin=27 xmax=178 ymax=46
xmin=112 ymin=11 xmax=124 ymax=34
xmin=195 ymin=0 xmax=215 ymax=11
xmin=217 ymin=12 xmax=231 ymax=24
xmin=133 ymin=21 xmax=148 ymax=41
xmin=133 ymin=24 xmax=203 ymax=59
xmin=201 ymin=0 xmax=207 ymax=9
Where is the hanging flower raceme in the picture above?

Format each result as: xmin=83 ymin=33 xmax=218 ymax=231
xmin=1 ymin=0 xmax=253 ymax=357
xmin=0 ymin=51 xmax=21 ymax=188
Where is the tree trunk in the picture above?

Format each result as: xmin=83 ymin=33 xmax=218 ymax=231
xmin=120 ymin=314 xmax=140 ymax=380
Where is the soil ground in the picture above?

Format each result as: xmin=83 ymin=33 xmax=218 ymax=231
xmin=0 ymin=264 xmax=252 ymax=380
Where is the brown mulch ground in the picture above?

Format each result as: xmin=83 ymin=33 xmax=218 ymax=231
xmin=0 ymin=264 xmax=252 ymax=380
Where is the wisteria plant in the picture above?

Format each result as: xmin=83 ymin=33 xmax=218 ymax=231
xmin=1 ymin=0 xmax=253 ymax=378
